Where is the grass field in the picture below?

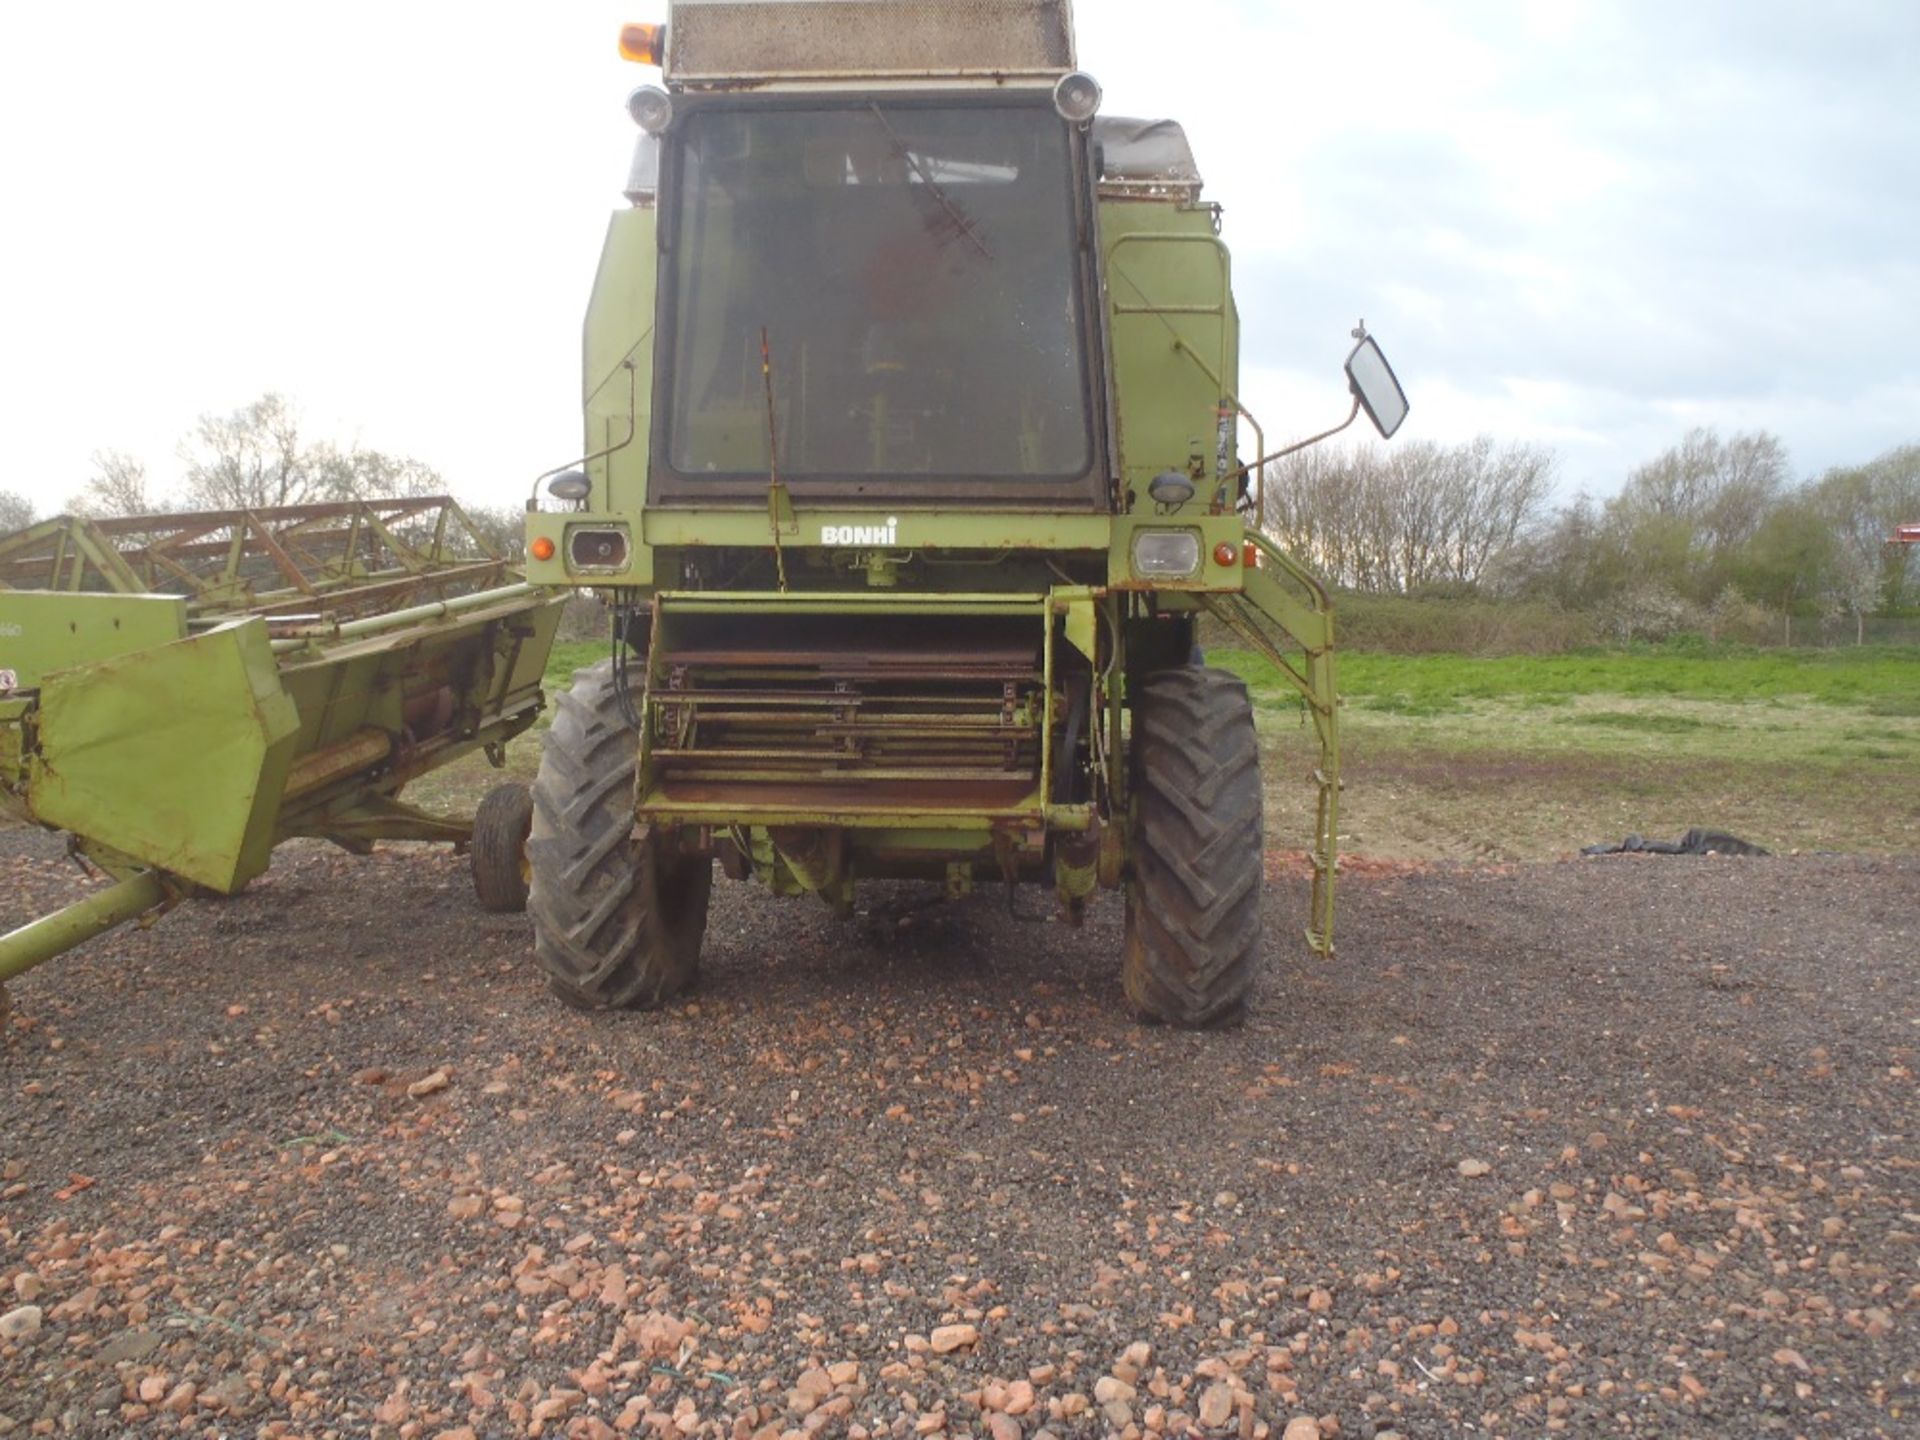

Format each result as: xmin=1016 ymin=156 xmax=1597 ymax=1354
xmin=1218 ymin=643 xmax=1920 ymax=860
xmin=415 ymin=639 xmax=1920 ymax=864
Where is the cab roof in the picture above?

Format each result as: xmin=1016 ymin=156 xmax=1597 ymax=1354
xmin=664 ymin=0 xmax=1076 ymax=88
xmin=1094 ymin=118 xmax=1203 ymax=200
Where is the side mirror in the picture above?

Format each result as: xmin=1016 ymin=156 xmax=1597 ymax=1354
xmin=1345 ymin=335 xmax=1409 ymax=439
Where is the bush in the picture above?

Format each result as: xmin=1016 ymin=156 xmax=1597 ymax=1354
xmin=1327 ymin=592 xmax=1599 ymax=655
xmin=1593 ymin=585 xmax=1703 ymax=645
xmin=559 ymin=593 xmax=608 ymax=642
xmin=1706 ymin=585 xmax=1775 ymax=645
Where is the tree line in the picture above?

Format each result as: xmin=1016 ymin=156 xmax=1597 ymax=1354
xmin=0 ymin=393 xmax=522 ymax=557
xmin=1261 ymin=428 xmax=1920 ymax=643
xmin=7 ymin=397 xmax=1916 ymax=647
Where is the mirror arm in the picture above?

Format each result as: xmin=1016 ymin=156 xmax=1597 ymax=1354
xmin=1220 ymin=396 xmax=1361 ymax=489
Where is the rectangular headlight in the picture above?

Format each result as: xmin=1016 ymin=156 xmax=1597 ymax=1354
xmin=566 ymin=525 xmax=632 ymax=573
xmin=1130 ymin=529 xmax=1202 ymax=579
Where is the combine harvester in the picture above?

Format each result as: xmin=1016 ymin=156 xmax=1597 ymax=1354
xmin=5 ymin=0 xmax=1412 ymax=1029
xmin=0 ymin=498 xmax=565 ymax=1017
xmin=511 ymin=0 xmax=1409 ymax=1024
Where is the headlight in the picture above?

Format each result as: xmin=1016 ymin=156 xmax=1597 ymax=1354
xmin=627 ymin=85 xmax=674 ymax=134
xmin=1053 ymin=71 xmax=1103 ymax=124
xmin=1130 ymin=530 xmax=1202 ymax=579
xmin=567 ymin=526 xmax=631 ymax=572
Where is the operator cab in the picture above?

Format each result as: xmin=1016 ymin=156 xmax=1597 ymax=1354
xmin=621 ymin=0 xmax=1111 ymax=510
xmin=649 ymin=96 xmax=1101 ymax=504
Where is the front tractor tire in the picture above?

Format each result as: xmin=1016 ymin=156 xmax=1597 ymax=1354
xmin=1124 ymin=667 xmax=1264 ymax=1027
xmin=527 ymin=661 xmax=712 ymax=1010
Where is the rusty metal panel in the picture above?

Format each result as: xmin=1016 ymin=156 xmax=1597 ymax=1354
xmin=1094 ymin=117 xmax=1204 ymax=200
xmin=668 ymin=0 xmax=1075 ymax=84
xmin=0 ymin=498 xmax=509 ymax=623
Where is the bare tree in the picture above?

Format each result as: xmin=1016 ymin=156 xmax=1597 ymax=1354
xmin=179 ymin=393 xmax=313 ymax=511
xmin=76 ymin=450 xmax=157 ymax=518
xmin=310 ymin=444 xmax=447 ymax=503
xmin=457 ymin=503 xmax=528 ymax=558
xmin=172 ymin=394 xmax=453 ymax=513
xmin=0 ymin=489 xmax=33 ymax=534
xmin=1262 ymin=435 xmax=1554 ymax=594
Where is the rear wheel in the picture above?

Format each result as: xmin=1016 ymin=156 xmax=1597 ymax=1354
xmin=1123 ymin=666 xmax=1263 ymax=1027
xmin=470 ymin=781 xmax=534 ymax=913
xmin=528 ymin=661 xmax=711 ymax=1009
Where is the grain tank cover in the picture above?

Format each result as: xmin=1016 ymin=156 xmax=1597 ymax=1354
xmin=665 ymin=0 xmax=1076 ymax=86
xmin=1093 ymin=117 xmax=1203 ymax=200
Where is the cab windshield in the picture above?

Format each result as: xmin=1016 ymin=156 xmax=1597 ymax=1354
xmin=662 ymin=101 xmax=1093 ymax=484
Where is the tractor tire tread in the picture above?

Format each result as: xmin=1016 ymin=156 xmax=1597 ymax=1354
xmin=1123 ymin=666 xmax=1263 ymax=1027
xmin=527 ymin=660 xmax=711 ymax=1009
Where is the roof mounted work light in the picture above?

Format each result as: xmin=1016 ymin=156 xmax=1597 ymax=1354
xmin=628 ymin=85 xmax=674 ymax=133
xmin=1053 ymin=71 xmax=1103 ymax=124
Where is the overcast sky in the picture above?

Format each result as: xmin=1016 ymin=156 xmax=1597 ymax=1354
xmin=3 ymin=1 xmax=1915 ymax=514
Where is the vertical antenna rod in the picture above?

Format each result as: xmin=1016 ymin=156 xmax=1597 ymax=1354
xmin=760 ymin=326 xmax=791 ymax=593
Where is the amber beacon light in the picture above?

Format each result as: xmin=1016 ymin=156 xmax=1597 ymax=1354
xmin=618 ymin=22 xmax=666 ymax=65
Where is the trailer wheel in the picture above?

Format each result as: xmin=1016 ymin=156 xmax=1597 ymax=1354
xmin=1123 ymin=667 xmax=1263 ymax=1027
xmin=470 ymin=781 xmax=534 ymax=913
xmin=528 ymin=661 xmax=711 ymax=1010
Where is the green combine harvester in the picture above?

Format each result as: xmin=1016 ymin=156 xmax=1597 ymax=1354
xmin=1 ymin=0 xmax=1406 ymax=1028
xmin=514 ymin=0 xmax=1407 ymax=1025
xmin=0 ymin=498 xmax=565 ymax=1018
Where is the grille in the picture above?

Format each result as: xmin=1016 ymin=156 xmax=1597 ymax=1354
xmin=643 ymin=610 xmax=1046 ymax=811
xmin=669 ymin=0 xmax=1075 ymax=81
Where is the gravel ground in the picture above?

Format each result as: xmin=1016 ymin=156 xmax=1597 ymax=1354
xmin=1 ymin=829 xmax=1914 ymax=1439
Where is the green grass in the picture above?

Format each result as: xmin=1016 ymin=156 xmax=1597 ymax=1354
xmin=1557 ymin=710 xmax=1722 ymax=734
xmin=1215 ymin=643 xmax=1920 ymax=860
xmin=415 ymin=637 xmax=1920 ymax=863
xmin=545 ymin=640 xmax=609 ymax=689
xmin=1334 ymin=646 xmax=1920 ymax=712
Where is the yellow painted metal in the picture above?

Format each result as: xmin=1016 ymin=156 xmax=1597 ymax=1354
xmin=30 ymin=619 xmax=300 ymax=894
xmin=0 ymin=592 xmax=188 ymax=691
xmin=586 ymin=207 xmax=660 ymax=520
xmin=1053 ymin=587 xmax=1098 ymax=663
xmin=0 ymin=872 xmax=170 ymax=985
xmin=1202 ymin=531 xmax=1341 ymax=954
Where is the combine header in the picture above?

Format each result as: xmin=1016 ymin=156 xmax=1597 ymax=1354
xmin=0 ymin=497 xmax=565 ymax=1014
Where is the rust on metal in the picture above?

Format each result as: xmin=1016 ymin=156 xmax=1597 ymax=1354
xmin=0 ymin=497 xmax=507 ymax=623
xmin=282 ymin=729 xmax=394 ymax=801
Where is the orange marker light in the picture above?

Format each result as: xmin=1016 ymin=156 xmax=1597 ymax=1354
xmin=1213 ymin=542 xmax=1238 ymax=568
xmin=619 ymin=22 xmax=665 ymax=65
xmin=530 ymin=537 xmax=557 ymax=562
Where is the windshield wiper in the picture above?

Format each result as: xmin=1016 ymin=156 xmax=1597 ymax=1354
xmin=866 ymin=104 xmax=994 ymax=260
